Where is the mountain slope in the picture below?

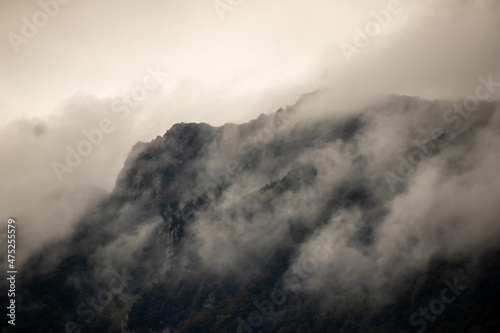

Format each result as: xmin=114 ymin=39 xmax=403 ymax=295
xmin=3 ymin=94 xmax=500 ymax=333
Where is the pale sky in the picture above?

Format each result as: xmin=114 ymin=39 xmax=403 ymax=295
xmin=0 ymin=0 xmax=365 ymax=124
xmin=1 ymin=0 xmax=498 ymax=126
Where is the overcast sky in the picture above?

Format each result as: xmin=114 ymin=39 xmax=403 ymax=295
xmin=0 ymin=0 xmax=365 ymax=123
xmin=0 ymin=0 xmax=499 ymax=261
xmin=1 ymin=0 xmax=499 ymax=123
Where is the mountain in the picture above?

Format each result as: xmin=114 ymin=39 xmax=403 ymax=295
xmin=2 ymin=93 xmax=500 ymax=333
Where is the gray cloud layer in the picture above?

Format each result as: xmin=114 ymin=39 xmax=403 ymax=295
xmin=1 ymin=0 xmax=499 ymax=271
xmin=174 ymin=95 xmax=500 ymax=307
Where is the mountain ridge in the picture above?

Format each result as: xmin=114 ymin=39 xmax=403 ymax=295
xmin=3 ymin=94 xmax=500 ymax=333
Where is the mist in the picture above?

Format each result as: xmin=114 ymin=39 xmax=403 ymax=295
xmin=1 ymin=0 xmax=499 ymax=278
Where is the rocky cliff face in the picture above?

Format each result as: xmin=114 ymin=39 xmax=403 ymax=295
xmin=6 ymin=94 xmax=500 ymax=333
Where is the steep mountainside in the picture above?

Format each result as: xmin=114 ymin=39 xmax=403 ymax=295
xmin=3 ymin=94 xmax=500 ymax=333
